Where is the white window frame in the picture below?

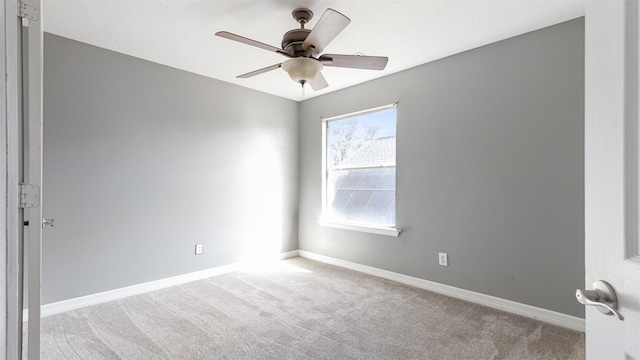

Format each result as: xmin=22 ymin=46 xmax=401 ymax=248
xmin=319 ymin=103 xmax=401 ymax=237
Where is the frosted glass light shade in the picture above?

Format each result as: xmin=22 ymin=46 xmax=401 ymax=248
xmin=282 ymin=58 xmax=323 ymax=83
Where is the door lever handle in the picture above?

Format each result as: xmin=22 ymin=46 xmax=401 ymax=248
xmin=43 ymin=218 xmax=54 ymax=228
xmin=576 ymin=280 xmax=623 ymax=320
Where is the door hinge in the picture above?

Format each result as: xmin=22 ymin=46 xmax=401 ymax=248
xmin=19 ymin=0 xmax=40 ymax=21
xmin=19 ymin=183 xmax=40 ymax=208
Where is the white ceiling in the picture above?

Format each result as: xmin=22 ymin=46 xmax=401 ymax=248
xmin=43 ymin=0 xmax=586 ymax=101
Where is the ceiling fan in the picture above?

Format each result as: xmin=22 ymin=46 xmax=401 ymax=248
xmin=215 ymin=7 xmax=388 ymax=91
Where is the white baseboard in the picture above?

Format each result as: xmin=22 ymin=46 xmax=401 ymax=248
xmin=297 ymin=250 xmax=585 ymax=332
xmin=24 ymin=250 xmax=300 ymax=321
xmin=275 ymin=250 xmax=299 ymax=260
xmin=26 ymin=249 xmax=584 ymax=333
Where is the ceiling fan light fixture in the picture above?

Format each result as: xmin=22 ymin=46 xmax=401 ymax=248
xmin=282 ymin=58 xmax=323 ymax=84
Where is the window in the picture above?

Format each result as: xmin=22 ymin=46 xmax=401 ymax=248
xmin=320 ymin=104 xmax=399 ymax=236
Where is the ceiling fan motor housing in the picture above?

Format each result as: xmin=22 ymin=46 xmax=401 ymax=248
xmin=282 ymin=29 xmax=312 ymax=56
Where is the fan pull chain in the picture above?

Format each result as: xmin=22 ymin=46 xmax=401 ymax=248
xmin=301 ymin=83 xmax=305 ymax=100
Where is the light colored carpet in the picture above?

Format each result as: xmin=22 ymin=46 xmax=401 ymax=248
xmin=35 ymin=257 xmax=584 ymax=359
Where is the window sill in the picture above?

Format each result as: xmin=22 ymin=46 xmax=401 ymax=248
xmin=317 ymin=219 xmax=401 ymax=237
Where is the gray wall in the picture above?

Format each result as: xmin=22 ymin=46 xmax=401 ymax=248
xmin=43 ymin=34 xmax=299 ymax=304
xmin=298 ymin=18 xmax=585 ymax=317
xmin=44 ymin=18 xmax=585 ymax=318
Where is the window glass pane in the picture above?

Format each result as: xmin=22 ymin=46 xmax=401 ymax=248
xmin=337 ymin=169 xmax=366 ymax=190
xmin=326 ymin=168 xmax=396 ymax=226
xmin=324 ymin=106 xmax=396 ymax=227
xmin=384 ymin=196 xmax=396 ymax=224
xmin=359 ymin=169 xmax=384 ymax=190
xmin=327 ymin=108 xmax=396 ymax=170
xmin=378 ymin=168 xmax=396 ymax=190
xmin=360 ymin=190 xmax=395 ymax=224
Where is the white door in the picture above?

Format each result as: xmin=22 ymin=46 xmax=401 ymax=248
xmin=23 ymin=2 xmax=45 ymax=358
xmin=584 ymin=0 xmax=640 ymax=358
xmin=4 ymin=0 xmax=44 ymax=359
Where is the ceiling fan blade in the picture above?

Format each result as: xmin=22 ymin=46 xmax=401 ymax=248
xmin=309 ymin=72 xmax=329 ymax=91
xmin=237 ymin=63 xmax=282 ymax=78
xmin=216 ymin=31 xmax=292 ymax=57
xmin=302 ymin=9 xmax=350 ymax=55
xmin=319 ymin=54 xmax=388 ymax=70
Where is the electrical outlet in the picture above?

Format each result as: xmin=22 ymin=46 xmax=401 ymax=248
xmin=439 ymin=252 xmax=448 ymax=266
xmin=195 ymin=243 xmax=203 ymax=255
